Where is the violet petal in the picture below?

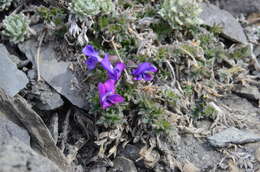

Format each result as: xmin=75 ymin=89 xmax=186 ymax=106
xmin=132 ymin=62 xmax=157 ymax=81
xmin=133 ymin=74 xmax=143 ymax=80
xmin=142 ymin=73 xmax=153 ymax=81
xmin=98 ymin=79 xmax=115 ymax=101
xmin=136 ymin=62 xmax=157 ymax=74
xmin=82 ymin=45 xmax=101 ymax=61
xmin=101 ymin=54 xmax=114 ymax=74
xmin=109 ymin=62 xmax=125 ymax=81
xmin=107 ymin=94 xmax=125 ymax=104
xmin=86 ymin=56 xmax=98 ymax=70
xmin=101 ymin=100 xmax=112 ymax=109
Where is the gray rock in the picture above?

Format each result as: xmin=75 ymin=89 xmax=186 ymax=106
xmin=29 ymin=81 xmax=64 ymax=111
xmin=0 ymin=44 xmax=29 ymax=97
xmin=111 ymin=157 xmax=137 ymax=172
xmin=208 ymin=127 xmax=260 ymax=147
xmin=200 ymin=3 xmax=248 ymax=44
xmin=256 ymin=147 xmax=260 ymax=163
xmin=18 ymin=40 xmax=86 ymax=108
xmin=119 ymin=144 xmax=140 ymax=161
xmin=8 ymin=54 xmax=22 ymax=65
xmin=0 ymin=89 xmax=69 ymax=171
xmin=0 ymin=138 xmax=63 ymax=172
xmin=27 ymin=69 xmax=36 ymax=81
xmin=210 ymin=0 xmax=260 ymax=17
xmin=175 ymin=135 xmax=222 ymax=170
xmin=254 ymin=45 xmax=260 ymax=58
xmin=233 ymin=85 xmax=260 ymax=101
xmin=0 ymin=115 xmax=30 ymax=145
xmin=89 ymin=167 xmax=106 ymax=172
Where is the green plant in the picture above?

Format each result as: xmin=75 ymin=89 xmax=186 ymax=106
xmin=159 ymin=86 xmax=180 ymax=107
xmin=2 ymin=13 xmax=30 ymax=43
xmin=69 ymin=0 xmax=114 ymax=20
xmin=99 ymin=0 xmax=114 ymax=14
xmin=37 ymin=7 xmax=65 ymax=25
xmin=192 ymin=99 xmax=216 ymax=119
xmin=229 ymin=45 xmax=251 ymax=59
xmin=0 ymin=0 xmax=12 ymax=11
xmin=97 ymin=107 xmax=125 ymax=128
xmin=158 ymin=0 xmax=202 ymax=29
xmin=137 ymin=93 xmax=172 ymax=132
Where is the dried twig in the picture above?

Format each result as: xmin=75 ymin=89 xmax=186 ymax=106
xmin=165 ymin=60 xmax=176 ymax=86
xmin=66 ymin=138 xmax=88 ymax=164
xmin=178 ymin=46 xmax=198 ymax=66
xmin=48 ymin=112 xmax=59 ymax=145
xmin=111 ymin=37 xmax=132 ymax=82
xmin=60 ymin=109 xmax=72 ymax=152
xmin=35 ymin=31 xmax=46 ymax=81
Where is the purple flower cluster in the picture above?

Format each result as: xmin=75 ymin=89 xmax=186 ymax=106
xmin=83 ymin=45 xmax=158 ymax=109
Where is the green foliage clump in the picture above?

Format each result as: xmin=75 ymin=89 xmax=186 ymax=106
xmin=158 ymin=0 xmax=202 ymax=29
xmin=99 ymin=0 xmax=114 ymax=13
xmin=197 ymin=33 xmax=227 ymax=59
xmin=37 ymin=7 xmax=65 ymax=25
xmin=97 ymin=107 xmax=125 ymax=128
xmin=192 ymin=100 xmax=216 ymax=119
xmin=69 ymin=0 xmax=114 ymax=20
xmin=159 ymin=87 xmax=180 ymax=107
xmin=0 ymin=0 xmax=12 ymax=11
xmin=1 ymin=14 xmax=30 ymax=43
xmin=137 ymin=93 xmax=172 ymax=132
xmin=229 ymin=45 xmax=251 ymax=59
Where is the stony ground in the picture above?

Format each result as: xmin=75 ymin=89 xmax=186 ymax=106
xmin=0 ymin=0 xmax=260 ymax=172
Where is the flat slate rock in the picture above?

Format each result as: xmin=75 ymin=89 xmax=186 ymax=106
xmin=210 ymin=0 xmax=260 ymax=17
xmin=110 ymin=157 xmax=137 ymax=172
xmin=0 ymin=138 xmax=63 ymax=172
xmin=233 ymin=85 xmax=260 ymax=101
xmin=200 ymin=3 xmax=248 ymax=44
xmin=208 ymin=127 xmax=260 ymax=147
xmin=29 ymin=81 xmax=64 ymax=111
xmin=0 ymin=115 xmax=30 ymax=145
xmin=18 ymin=40 xmax=86 ymax=108
xmin=0 ymin=88 xmax=69 ymax=171
xmin=0 ymin=44 xmax=28 ymax=97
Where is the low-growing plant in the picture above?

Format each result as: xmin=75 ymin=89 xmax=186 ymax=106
xmin=82 ymin=45 xmax=174 ymax=133
xmin=137 ymin=93 xmax=172 ymax=132
xmin=1 ymin=13 xmax=31 ymax=43
xmin=192 ymin=99 xmax=217 ymax=119
xmin=158 ymin=0 xmax=202 ymax=30
xmin=97 ymin=107 xmax=126 ymax=128
xmin=37 ymin=7 xmax=65 ymax=25
xmin=69 ymin=0 xmax=114 ymax=20
xmin=0 ymin=0 xmax=12 ymax=11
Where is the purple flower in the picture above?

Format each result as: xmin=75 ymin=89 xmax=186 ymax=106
xmin=98 ymin=79 xmax=124 ymax=109
xmin=132 ymin=62 xmax=157 ymax=81
xmin=101 ymin=54 xmax=125 ymax=81
xmin=83 ymin=45 xmax=102 ymax=70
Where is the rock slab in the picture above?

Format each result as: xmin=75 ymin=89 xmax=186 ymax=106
xmin=0 ymin=115 xmax=30 ymax=145
xmin=110 ymin=157 xmax=137 ymax=172
xmin=210 ymin=0 xmax=260 ymax=17
xmin=208 ymin=127 xmax=260 ymax=147
xmin=0 ymin=88 xmax=69 ymax=171
xmin=256 ymin=147 xmax=260 ymax=163
xmin=0 ymin=138 xmax=63 ymax=172
xmin=0 ymin=44 xmax=28 ymax=97
xmin=200 ymin=3 xmax=248 ymax=44
xmin=29 ymin=81 xmax=64 ymax=111
xmin=18 ymin=40 xmax=86 ymax=108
